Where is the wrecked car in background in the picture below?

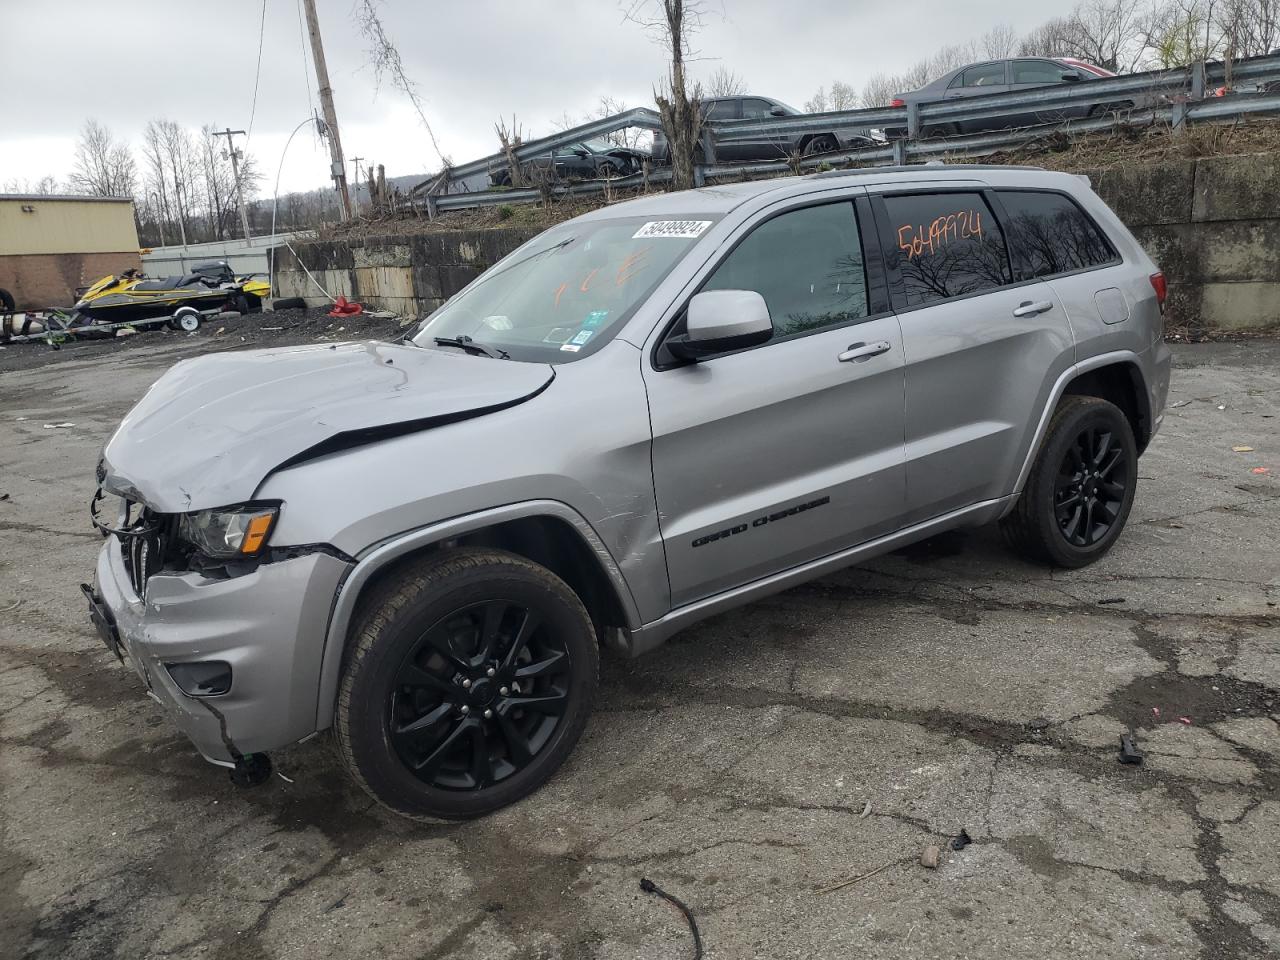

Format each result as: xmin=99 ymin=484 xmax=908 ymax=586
xmin=490 ymin=138 xmax=650 ymax=187
xmin=651 ymin=94 xmax=881 ymax=164
xmin=86 ymin=165 xmax=1169 ymax=821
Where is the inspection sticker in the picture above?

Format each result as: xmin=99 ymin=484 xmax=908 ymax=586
xmin=632 ymin=220 xmax=713 ymax=239
xmin=570 ymin=329 xmax=594 ymax=346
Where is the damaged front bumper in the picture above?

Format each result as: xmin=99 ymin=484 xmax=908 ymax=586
xmin=90 ymin=536 xmax=351 ymax=766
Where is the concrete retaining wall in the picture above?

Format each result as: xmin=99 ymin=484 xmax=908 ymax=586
xmin=272 ymin=227 xmax=541 ymax=318
xmin=1087 ymin=151 xmax=1280 ymax=332
xmin=276 ymin=151 xmax=1280 ymax=332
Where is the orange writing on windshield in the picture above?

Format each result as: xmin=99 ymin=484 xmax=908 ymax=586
xmin=897 ymin=209 xmax=984 ymax=259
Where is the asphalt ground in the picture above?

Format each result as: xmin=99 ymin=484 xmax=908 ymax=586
xmin=1 ymin=335 xmax=1277 ymax=960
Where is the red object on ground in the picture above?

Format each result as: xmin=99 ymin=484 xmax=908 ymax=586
xmin=328 ymin=296 xmax=364 ymax=318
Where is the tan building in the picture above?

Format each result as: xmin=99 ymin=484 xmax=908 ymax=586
xmin=0 ymin=195 xmax=141 ymax=309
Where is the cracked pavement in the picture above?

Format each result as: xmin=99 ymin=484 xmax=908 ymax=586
xmin=1 ymin=336 xmax=1278 ymax=959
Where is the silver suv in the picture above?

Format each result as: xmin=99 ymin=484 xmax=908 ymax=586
xmin=86 ymin=165 xmax=1171 ymax=820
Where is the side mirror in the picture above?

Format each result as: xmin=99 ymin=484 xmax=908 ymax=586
xmin=769 ymin=105 xmax=787 ymax=116
xmin=667 ymin=290 xmax=772 ymax=361
xmin=1060 ymin=72 xmax=1082 ymax=82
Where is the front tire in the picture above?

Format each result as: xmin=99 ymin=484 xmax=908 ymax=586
xmin=335 ymin=548 xmax=599 ymax=821
xmin=1000 ymin=396 xmax=1138 ymax=568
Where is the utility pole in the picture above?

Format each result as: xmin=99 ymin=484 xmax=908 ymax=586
xmin=348 ymin=155 xmax=364 ymax=210
xmin=301 ymin=0 xmax=353 ymax=220
xmin=212 ymin=127 xmax=253 ymax=241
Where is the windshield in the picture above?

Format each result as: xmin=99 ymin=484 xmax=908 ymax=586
xmin=580 ymin=138 xmax=616 ymax=153
xmin=412 ymin=215 xmax=718 ymax=362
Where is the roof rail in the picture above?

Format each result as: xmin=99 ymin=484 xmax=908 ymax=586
xmin=810 ymin=162 xmax=1045 ymax=180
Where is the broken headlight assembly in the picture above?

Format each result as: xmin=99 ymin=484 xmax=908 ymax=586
xmin=177 ymin=504 xmax=279 ymax=559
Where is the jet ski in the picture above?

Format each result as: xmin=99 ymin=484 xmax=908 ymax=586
xmin=73 ymin=261 xmax=270 ymax=326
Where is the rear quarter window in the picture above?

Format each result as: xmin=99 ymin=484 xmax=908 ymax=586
xmin=997 ymin=190 xmax=1119 ymax=280
xmin=881 ymin=192 xmax=1011 ymax=307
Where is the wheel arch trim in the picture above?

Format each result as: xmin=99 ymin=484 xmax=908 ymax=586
xmin=313 ymin=500 xmax=641 ymax=731
xmin=1010 ymin=349 xmax=1149 ymax=500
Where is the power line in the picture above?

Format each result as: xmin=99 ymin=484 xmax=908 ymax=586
xmin=245 ymin=0 xmax=268 ymax=146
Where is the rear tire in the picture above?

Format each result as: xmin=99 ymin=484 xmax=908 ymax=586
xmin=1001 ymin=396 xmax=1138 ymax=568
xmin=335 ymin=548 xmax=599 ymax=821
xmin=0 ymin=288 xmax=14 ymax=313
xmin=272 ymin=296 xmax=306 ymax=311
xmin=802 ymin=134 xmax=839 ymax=156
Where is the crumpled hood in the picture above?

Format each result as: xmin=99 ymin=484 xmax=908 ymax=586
xmin=101 ymin=340 xmax=554 ymax=512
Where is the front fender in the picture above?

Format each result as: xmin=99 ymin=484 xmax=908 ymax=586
xmin=312 ymin=500 xmax=641 ymax=731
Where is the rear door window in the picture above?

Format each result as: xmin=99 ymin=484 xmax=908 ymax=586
xmin=703 ymin=100 xmax=738 ymax=121
xmin=881 ymin=192 xmax=1011 ymax=307
xmin=702 ymin=201 xmax=868 ymax=337
xmin=1012 ymin=60 xmax=1070 ymax=84
xmin=997 ymin=190 xmax=1118 ymax=279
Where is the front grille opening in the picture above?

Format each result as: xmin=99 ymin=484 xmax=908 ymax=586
xmin=116 ymin=505 xmax=182 ymax=597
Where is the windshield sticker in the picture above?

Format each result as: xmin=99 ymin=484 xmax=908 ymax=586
xmin=632 ymin=220 xmax=713 ymax=239
xmin=583 ymin=310 xmax=609 ymax=329
xmin=559 ymin=343 xmax=582 ymax=353
xmin=570 ymin=329 xmax=594 ymax=346
xmin=542 ymin=327 xmax=575 ymax=344
xmin=482 ymin=315 xmax=513 ymax=330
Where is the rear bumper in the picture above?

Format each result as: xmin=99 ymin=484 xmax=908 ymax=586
xmin=92 ymin=537 xmax=350 ymax=765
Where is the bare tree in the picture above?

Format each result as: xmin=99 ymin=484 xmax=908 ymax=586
xmin=2 ymin=176 xmax=60 ymax=194
xmin=981 ymin=23 xmax=1021 ymax=58
xmin=1145 ymin=0 xmax=1224 ymax=66
xmin=706 ymin=65 xmax=747 ymax=96
xmin=829 ymin=81 xmax=858 ymax=110
xmin=860 ymin=73 xmax=901 ymax=107
xmin=495 ymin=115 xmax=526 ymax=188
xmin=1067 ymin=0 xmax=1148 ymax=71
xmin=69 ymin=120 xmax=137 ymax=198
xmin=804 ymin=87 xmax=828 ymax=113
xmin=625 ymin=0 xmax=706 ymax=191
xmin=354 ymin=0 xmax=450 ymax=168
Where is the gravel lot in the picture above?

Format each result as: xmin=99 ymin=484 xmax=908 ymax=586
xmin=1 ymin=332 xmax=1277 ymax=960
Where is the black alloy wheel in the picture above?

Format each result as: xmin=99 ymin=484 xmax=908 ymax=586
xmin=336 ymin=548 xmax=598 ymax=820
xmin=388 ymin=599 xmax=572 ymax=791
xmin=1054 ymin=425 xmax=1128 ymax=548
xmin=1000 ymin=395 xmax=1138 ymax=568
xmin=803 ymin=134 xmax=839 ymax=156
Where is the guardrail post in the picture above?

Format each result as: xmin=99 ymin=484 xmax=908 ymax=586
xmin=906 ymin=101 xmax=920 ymax=140
xmin=1190 ymin=60 xmax=1206 ymax=100
xmin=695 ymin=127 xmax=716 ymax=187
xmin=891 ymin=139 xmax=907 ymax=165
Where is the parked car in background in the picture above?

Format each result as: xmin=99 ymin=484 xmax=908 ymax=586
xmin=490 ymin=138 xmax=649 ymax=187
xmin=88 ymin=164 xmax=1169 ymax=821
xmin=890 ymin=57 xmax=1124 ymax=137
xmin=651 ymin=95 xmax=880 ymax=165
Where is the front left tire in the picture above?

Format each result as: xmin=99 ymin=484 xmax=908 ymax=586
xmin=335 ymin=548 xmax=599 ymax=821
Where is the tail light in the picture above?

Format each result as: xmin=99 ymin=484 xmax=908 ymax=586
xmin=890 ymin=98 xmax=906 ymax=108
xmin=1149 ymin=272 xmax=1167 ymax=312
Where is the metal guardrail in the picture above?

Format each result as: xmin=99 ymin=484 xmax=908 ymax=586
xmin=412 ymin=53 xmax=1280 ymax=212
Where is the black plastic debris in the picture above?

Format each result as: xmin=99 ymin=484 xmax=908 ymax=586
xmin=1098 ymin=597 xmax=1126 ymax=605
xmin=1119 ymin=733 xmax=1144 ymax=765
xmin=640 ymin=877 xmax=702 ymax=960
xmin=951 ymin=829 xmax=973 ymax=851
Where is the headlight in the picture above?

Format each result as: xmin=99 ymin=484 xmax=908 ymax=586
xmin=178 ymin=504 xmax=278 ymax=558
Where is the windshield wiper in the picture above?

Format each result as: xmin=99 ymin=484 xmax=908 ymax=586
xmin=433 ymin=335 xmax=508 ymax=359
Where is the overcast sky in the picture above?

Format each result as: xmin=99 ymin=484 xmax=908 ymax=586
xmin=1 ymin=0 xmax=1059 ymax=197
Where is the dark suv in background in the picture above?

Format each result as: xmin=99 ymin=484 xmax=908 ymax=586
xmin=652 ymin=95 xmax=879 ymax=164
xmin=890 ymin=57 xmax=1122 ymax=137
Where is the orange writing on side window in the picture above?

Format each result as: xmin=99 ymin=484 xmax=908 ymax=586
xmin=898 ymin=209 xmax=984 ymax=260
